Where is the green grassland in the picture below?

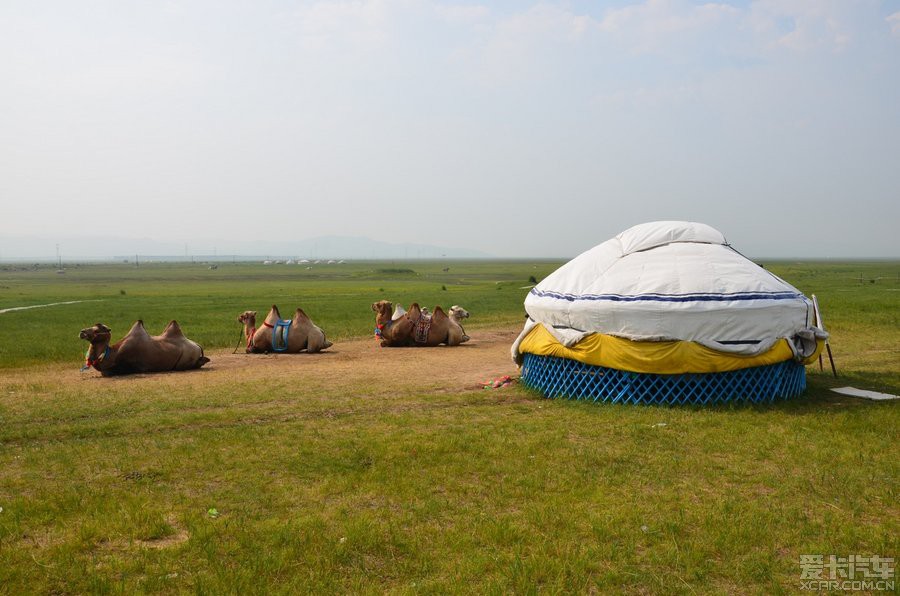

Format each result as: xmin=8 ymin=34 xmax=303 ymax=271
xmin=0 ymin=260 xmax=897 ymax=594
xmin=0 ymin=260 xmax=558 ymax=369
xmin=1 ymin=260 xmax=897 ymax=385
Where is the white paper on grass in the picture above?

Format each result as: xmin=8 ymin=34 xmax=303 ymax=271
xmin=831 ymin=387 xmax=899 ymax=401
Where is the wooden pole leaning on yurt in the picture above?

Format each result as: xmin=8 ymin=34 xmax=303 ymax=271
xmin=812 ymin=294 xmax=837 ymax=378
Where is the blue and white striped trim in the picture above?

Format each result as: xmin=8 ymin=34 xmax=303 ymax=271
xmin=529 ymin=289 xmax=804 ymax=303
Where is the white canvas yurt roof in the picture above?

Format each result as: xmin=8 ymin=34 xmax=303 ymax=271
xmin=514 ymin=221 xmax=823 ymax=360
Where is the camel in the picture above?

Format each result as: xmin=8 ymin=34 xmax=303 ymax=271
xmin=79 ymin=320 xmax=209 ymax=377
xmin=371 ymin=300 xmax=468 ymax=347
xmin=238 ymin=305 xmax=332 ymax=354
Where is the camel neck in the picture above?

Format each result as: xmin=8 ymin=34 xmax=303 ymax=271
xmin=85 ymin=342 xmax=113 ymax=370
xmin=375 ymin=317 xmax=395 ymax=341
xmin=243 ymin=322 xmax=257 ymax=352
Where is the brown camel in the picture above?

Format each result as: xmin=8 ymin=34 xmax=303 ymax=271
xmin=238 ymin=305 xmax=332 ymax=354
xmin=371 ymin=300 xmax=468 ymax=347
xmin=79 ymin=320 xmax=210 ymax=377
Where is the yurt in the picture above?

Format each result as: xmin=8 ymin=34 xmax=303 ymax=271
xmin=512 ymin=221 xmax=827 ymax=405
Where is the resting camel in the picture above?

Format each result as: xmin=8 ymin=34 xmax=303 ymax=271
xmin=372 ymin=300 xmax=469 ymax=347
xmin=79 ymin=320 xmax=210 ymax=377
xmin=238 ymin=305 xmax=332 ymax=353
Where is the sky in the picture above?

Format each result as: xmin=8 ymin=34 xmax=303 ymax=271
xmin=1 ymin=0 xmax=899 ymax=259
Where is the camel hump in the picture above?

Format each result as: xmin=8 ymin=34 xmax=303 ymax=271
xmin=162 ymin=320 xmax=185 ymax=338
xmin=264 ymin=304 xmax=283 ymax=326
xmin=432 ymin=306 xmax=448 ymax=322
xmin=125 ymin=320 xmax=149 ymax=338
xmin=294 ymin=307 xmax=310 ymax=322
xmin=407 ymin=303 xmax=421 ymax=318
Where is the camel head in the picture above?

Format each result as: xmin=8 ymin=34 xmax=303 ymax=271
xmin=237 ymin=310 xmax=257 ymax=325
xmin=449 ymin=305 xmax=469 ymax=322
xmin=371 ymin=300 xmax=393 ymax=325
xmin=79 ymin=323 xmax=112 ymax=343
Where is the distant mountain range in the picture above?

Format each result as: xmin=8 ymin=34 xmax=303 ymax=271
xmin=0 ymin=234 xmax=492 ymax=261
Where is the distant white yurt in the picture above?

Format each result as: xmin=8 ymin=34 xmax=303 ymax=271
xmin=512 ymin=221 xmax=827 ymax=405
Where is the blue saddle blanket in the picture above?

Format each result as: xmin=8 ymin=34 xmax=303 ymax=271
xmin=272 ymin=319 xmax=292 ymax=352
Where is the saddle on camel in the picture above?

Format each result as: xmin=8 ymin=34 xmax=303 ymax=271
xmin=79 ymin=320 xmax=210 ymax=377
xmin=237 ymin=304 xmax=332 ymax=354
xmin=371 ymin=300 xmax=469 ymax=347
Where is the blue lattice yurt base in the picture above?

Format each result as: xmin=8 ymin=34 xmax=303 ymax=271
xmin=520 ymin=353 xmax=806 ymax=405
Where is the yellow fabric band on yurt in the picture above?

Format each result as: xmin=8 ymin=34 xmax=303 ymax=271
xmin=518 ymin=324 xmax=824 ymax=375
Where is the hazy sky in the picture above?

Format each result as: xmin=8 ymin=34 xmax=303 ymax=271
xmin=2 ymin=0 xmax=899 ymax=258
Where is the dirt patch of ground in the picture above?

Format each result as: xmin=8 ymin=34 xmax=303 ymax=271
xmin=5 ymin=328 xmax=523 ymax=396
xmin=190 ymin=328 xmax=521 ymax=394
xmin=134 ymin=515 xmax=190 ymax=550
xmin=93 ymin=515 xmax=190 ymax=554
xmin=234 ymin=328 xmax=519 ymax=389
